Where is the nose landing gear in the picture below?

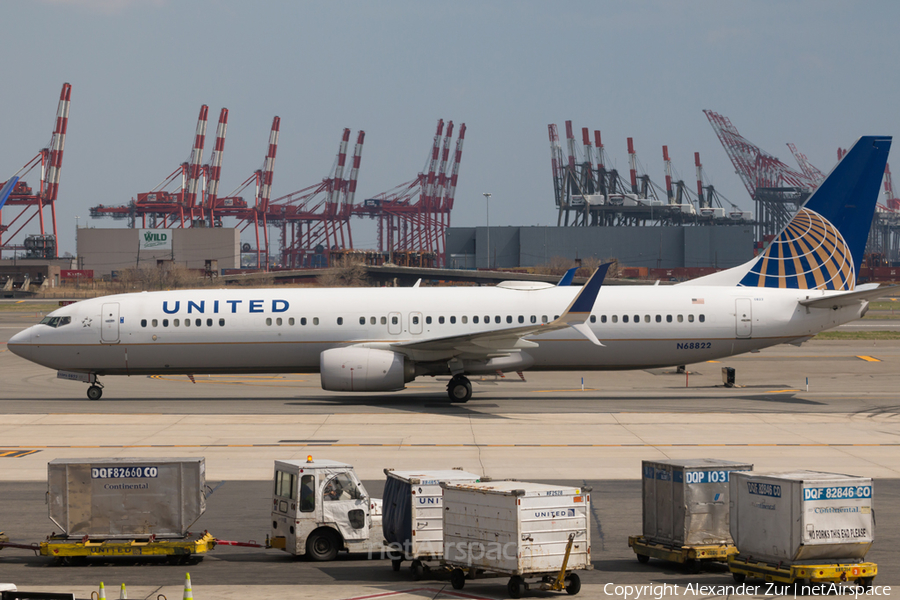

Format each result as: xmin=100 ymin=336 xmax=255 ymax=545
xmin=447 ymin=375 xmax=472 ymax=403
xmin=86 ymin=382 xmax=103 ymax=400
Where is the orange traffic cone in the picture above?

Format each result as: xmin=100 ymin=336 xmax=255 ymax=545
xmin=183 ymin=572 xmax=193 ymax=600
xmin=119 ymin=583 xmax=127 ymax=599
xmin=97 ymin=582 xmax=106 ymax=600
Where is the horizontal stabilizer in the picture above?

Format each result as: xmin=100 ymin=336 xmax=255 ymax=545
xmin=799 ymin=285 xmax=898 ymax=309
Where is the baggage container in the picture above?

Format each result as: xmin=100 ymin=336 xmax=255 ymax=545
xmin=441 ymin=481 xmax=591 ymax=576
xmin=730 ymin=471 xmax=874 ymax=564
xmin=642 ymin=459 xmax=752 ymax=547
xmin=48 ymin=458 xmax=206 ymax=539
xmin=382 ymin=468 xmax=481 ymax=565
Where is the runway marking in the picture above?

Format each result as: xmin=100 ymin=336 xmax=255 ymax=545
xmin=0 ymin=449 xmax=41 ymax=458
xmin=340 ymin=587 xmax=492 ymax=600
xmin=857 ymin=355 xmax=882 ymax=362
xmin=765 ymin=389 xmax=800 ymax=393
xmin=532 ymin=389 xmax=597 ymax=392
xmin=3 ymin=443 xmax=898 ymax=449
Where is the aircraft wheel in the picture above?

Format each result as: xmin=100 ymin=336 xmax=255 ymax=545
xmin=87 ymin=385 xmax=103 ymax=401
xmin=447 ymin=376 xmax=472 ymax=403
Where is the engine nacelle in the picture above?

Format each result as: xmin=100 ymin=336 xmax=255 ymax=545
xmin=320 ymin=348 xmax=413 ymax=392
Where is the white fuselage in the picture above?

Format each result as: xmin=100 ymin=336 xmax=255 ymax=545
xmin=8 ymin=284 xmax=865 ymax=376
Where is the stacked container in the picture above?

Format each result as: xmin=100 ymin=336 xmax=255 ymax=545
xmin=730 ymin=470 xmax=874 ymax=564
xmin=642 ymin=459 xmax=752 ymax=546
xmin=47 ymin=458 xmax=206 ymax=539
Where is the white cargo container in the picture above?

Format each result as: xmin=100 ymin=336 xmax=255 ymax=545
xmin=382 ymin=468 xmax=481 ymax=578
xmin=47 ymin=457 xmax=206 ymax=539
xmin=441 ymin=481 xmax=591 ymax=597
xmin=643 ymin=459 xmax=752 ymax=546
xmin=730 ymin=471 xmax=874 ymax=564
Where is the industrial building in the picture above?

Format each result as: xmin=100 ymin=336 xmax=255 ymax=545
xmin=76 ymin=227 xmax=240 ymax=278
xmin=446 ymin=225 xmax=754 ymax=271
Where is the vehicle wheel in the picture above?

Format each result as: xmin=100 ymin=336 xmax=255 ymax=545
xmin=306 ymin=530 xmax=339 ymax=561
xmin=732 ymin=572 xmax=746 ymax=583
xmin=450 ymin=568 xmax=466 ymax=590
xmin=507 ymin=576 xmax=524 ymax=599
xmin=859 ymin=577 xmax=874 ymax=591
xmin=636 ymin=553 xmax=650 ymax=564
xmin=87 ymin=385 xmax=102 ymax=400
xmin=685 ymin=558 xmax=701 ymax=574
xmin=565 ymin=572 xmax=581 ymax=595
xmin=410 ymin=560 xmax=423 ymax=581
xmin=447 ymin=376 xmax=472 ymax=403
xmin=391 ymin=558 xmax=402 ymax=572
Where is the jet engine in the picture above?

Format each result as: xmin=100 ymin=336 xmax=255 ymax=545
xmin=320 ymin=348 xmax=415 ymax=392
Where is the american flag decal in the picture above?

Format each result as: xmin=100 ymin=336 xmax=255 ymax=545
xmin=692 ymin=298 xmax=704 ymax=304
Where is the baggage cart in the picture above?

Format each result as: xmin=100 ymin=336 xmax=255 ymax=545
xmin=628 ymin=535 xmax=737 ymax=572
xmin=38 ymin=531 xmax=216 ymax=565
xmin=441 ymin=481 xmax=591 ymax=598
xmin=728 ymin=555 xmax=877 ymax=589
xmin=382 ymin=468 xmax=481 ymax=580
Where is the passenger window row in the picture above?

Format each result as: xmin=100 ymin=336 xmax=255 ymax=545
xmin=141 ymin=318 xmax=226 ymax=328
xmin=589 ymin=314 xmax=706 ymax=324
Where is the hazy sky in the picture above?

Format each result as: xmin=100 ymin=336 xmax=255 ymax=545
xmin=2 ymin=0 xmax=899 ymax=256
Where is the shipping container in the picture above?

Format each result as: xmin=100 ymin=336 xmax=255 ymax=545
xmin=730 ymin=471 xmax=874 ymax=564
xmin=441 ymin=481 xmax=591 ymax=576
xmin=643 ymin=459 xmax=752 ymax=547
xmin=382 ymin=468 xmax=481 ymax=565
xmin=48 ymin=458 xmax=206 ymax=539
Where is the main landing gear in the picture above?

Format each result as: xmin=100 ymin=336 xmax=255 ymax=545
xmin=447 ymin=375 xmax=472 ymax=403
xmin=86 ymin=382 xmax=103 ymax=401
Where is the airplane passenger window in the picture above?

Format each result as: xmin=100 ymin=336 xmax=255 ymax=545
xmin=473 ymin=316 xmax=479 ymax=324
xmin=289 ymin=317 xmax=295 ymax=325
xmin=266 ymin=318 xmax=272 ymax=326
xmin=612 ymin=315 xmax=618 ymax=323
xmin=207 ymin=318 xmax=213 ymax=327
xmin=531 ymin=315 xmax=537 ymax=324
xmin=600 ymin=315 xmax=607 ymax=323
xmin=554 ymin=315 xmax=559 ymax=320
xmin=655 ymin=315 xmax=661 ymax=323
xmin=301 ymin=318 xmax=307 ymax=326
xmin=450 ymin=316 xmax=456 ymax=324
xmin=542 ymin=316 xmax=548 ymax=324
xmin=518 ymin=316 xmax=524 ymax=324
xmin=666 ymin=315 xmax=672 ymax=323
xmin=359 ymin=317 xmax=365 ymax=325
xmin=337 ymin=317 xmax=343 ymax=325
xmin=699 ymin=314 xmax=705 ymax=323
xmin=590 ymin=316 xmax=596 ymax=323
xmin=634 ymin=315 xmax=639 ymax=323
xmin=141 ymin=319 xmax=147 ymax=328
xmin=461 ymin=316 xmax=468 ymax=324
xmin=688 ymin=314 xmax=695 ymax=323
xmin=677 ymin=315 xmax=683 ymax=323
xmin=276 ymin=318 xmax=283 ymax=326
xmin=506 ymin=316 xmax=512 ymax=324
xmin=380 ymin=316 xmax=387 ymax=325
xmin=644 ymin=315 xmax=650 ymax=323
xmin=426 ymin=316 xmax=432 ymax=324
xmin=413 ymin=316 xmax=420 ymax=324
xmin=392 ymin=316 xmax=398 ymax=325
xmin=494 ymin=316 xmax=501 ymax=324
xmin=152 ymin=319 xmax=158 ymax=327
xmin=195 ymin=319 xmax=201 ymax=327
xmin=163 ymin=319 xmax=169 ymax=327
xmin=623 ymin=315 xmax=629 ymax=323
xmin=439 ymin=316 xmax=445 ymax=324
xmin=219 ymin=318 xmax=225 ymax=326
xmin=185 ymin=319 xmax=191 ymax=327
xmin=174 ymin=319 xmax=180 ymax=327
xmin=370 ymin=317 xmax=376 ymax=325
xmin=313 ymin=317 xmax=320 ymax=325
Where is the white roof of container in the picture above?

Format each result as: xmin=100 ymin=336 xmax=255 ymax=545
xmin=644 ymin=459 xmax=753 ymax=469
xmin=276 ymin=459 xmax=351 ymax=469
xmin=442 ymin=480 xmax=585 ymax=496
xmin=385 ymin=469 xmax=481 ymax=484
xmin=738 ymin=470 xmax=870 ymax=482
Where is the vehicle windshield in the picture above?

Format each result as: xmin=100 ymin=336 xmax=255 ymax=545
xmin=38 ymin=316 xmax=71 ymax=328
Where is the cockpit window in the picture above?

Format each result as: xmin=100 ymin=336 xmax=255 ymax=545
xmin=39 ymin=316 xmax=70 ymax=328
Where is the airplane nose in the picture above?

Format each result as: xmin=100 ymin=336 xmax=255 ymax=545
xmin=7 ymin=327 xmax=32 ymax=356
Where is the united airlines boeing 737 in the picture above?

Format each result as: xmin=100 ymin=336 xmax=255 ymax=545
xmin=8 ymin=136 xmax=894 ymax=402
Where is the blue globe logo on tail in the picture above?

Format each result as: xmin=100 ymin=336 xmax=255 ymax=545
xmin=739 ymin=208 xmax=854 ymax=291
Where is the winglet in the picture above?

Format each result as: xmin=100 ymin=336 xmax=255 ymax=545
xmin=556 ymin=267 xmax=578 ymax=286
xmin=0 ymin=176 xmax=19 ymax=211
xmin=552 ymin=263 xmax=611 ymax=345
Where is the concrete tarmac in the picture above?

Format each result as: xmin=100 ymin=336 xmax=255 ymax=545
xmin=1 ymin=311 xmax=899 ymax=598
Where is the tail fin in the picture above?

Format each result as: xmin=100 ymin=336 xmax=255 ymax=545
xmin=684 ymin=136 xmax=891 ymax=290
xmin=0 ymin=176 xmax=19 ymax=211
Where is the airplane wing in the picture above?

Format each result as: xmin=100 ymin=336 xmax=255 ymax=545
xmin=799 ymin=284 xmax=899 ymax=309
xmin=386 ymin=263 xmax=610 ymax=359
xmin=0 ymin=176 xmax=19 ymax=211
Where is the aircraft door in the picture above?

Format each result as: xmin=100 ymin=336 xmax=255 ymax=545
xmin=409 ymin=312 xmax=423 ymax=335
xmin=100 ymin=303 xmax=120 ymax=343
xmin=321 ymin=472 xmax=369 ymax=542
xmin=735 ymin=298 xmax=752 ymax=338
xmin=387 ymin=312 xmax=402 ymax=335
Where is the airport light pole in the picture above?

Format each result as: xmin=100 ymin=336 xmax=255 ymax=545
xmin=483 ymin=192 xmax=491 ymax=268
